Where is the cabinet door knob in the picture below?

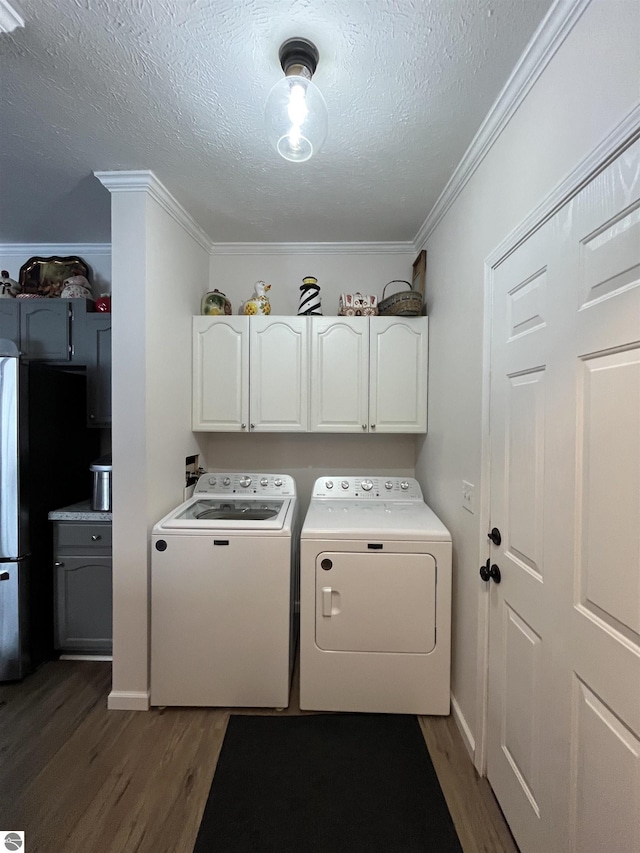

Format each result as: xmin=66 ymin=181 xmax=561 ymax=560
xmin=250 ymin=423 xmax=255 ymax=429
xmin=241 ymin=423 xmax=246 ymax=430
xmin=89 ymin=414 xmax=96 ymax=420
xmin=371 ymin=424 xmax=376 ymax=430
xmin=54 ymin=561 xmax=65 ymax=568
xmin=362 ymin=424 xmax=366 ymax=430
xmin=91 ymin=534 xmax=102 ymax=541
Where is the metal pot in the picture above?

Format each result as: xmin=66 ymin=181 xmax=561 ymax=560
xmin=90 ymin=454 xmax=112 ymax=511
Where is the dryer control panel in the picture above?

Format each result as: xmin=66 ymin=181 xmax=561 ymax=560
xmin=194 ymin=473 xmax=296 ymax=497
xmin=311 ymin=476 xmax=423 ymax=500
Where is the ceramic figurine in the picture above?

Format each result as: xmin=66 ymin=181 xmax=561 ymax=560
xmin=297 ymin=276 xmax=322 ymax=315
xmin=60 ymin=274 xmax=93 ymax=299
xmin=0 ymin=270 xmax=20 ymax=298
xmin=241 ymin=281 xmax=271 ymax=315
xmin=201 ymin=289 xmax=232 ymax=316
xmin=96 ymin=293 xmax=112 ymax=313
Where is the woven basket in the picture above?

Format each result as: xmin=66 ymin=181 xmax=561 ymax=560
xmin=378 ymin=280 xmax=423 ymax=316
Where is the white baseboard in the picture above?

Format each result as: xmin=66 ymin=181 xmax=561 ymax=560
xmin=451 ymin=693 xmax=476 ymax=760
xmin=108 ymin=690 xmax=150 ymax=711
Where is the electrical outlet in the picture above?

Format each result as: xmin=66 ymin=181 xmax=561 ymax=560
xmin=462 ymin=480 xmax=475 ymax=513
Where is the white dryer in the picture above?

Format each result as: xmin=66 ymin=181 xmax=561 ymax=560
xmin=300 ymin=476 xmax=452 ymax=715
xmin=151 ymin=473 xmax=298 ymax=708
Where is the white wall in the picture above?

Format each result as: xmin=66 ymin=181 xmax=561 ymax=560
xmin=418 ymin=0 xmax=640 ymax=758
xmin=107 ymin=178 xmax=209 ymax=709
xmin=204 ymin=251 xmax=419 ymax=512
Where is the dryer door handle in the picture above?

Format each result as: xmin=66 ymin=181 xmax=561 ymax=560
xmin=322 ymin=587 xmax=333 ymax=617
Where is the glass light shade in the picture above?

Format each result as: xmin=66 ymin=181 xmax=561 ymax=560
xmin=265 ymin=75 xmax=328 ymax=162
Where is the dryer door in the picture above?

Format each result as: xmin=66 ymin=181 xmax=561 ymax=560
xmin=315 ymin=552 xmax=436 ymax=653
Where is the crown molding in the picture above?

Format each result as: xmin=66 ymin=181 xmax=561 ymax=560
xmin=0 ymin=0 xmax=24 ymax=32
xmin=210 ymin=241 xmax=416 ymax=256
xmin=94 ymin=170 xmax=212 ymax=252
xmin=0 ymin=242 xmax=111 ymax=256
xmin=414 ymin=0 xmax=592 ymax=249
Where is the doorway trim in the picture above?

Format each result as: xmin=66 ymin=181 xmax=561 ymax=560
xmin=473 ymin=103 xmax=640 ymax=775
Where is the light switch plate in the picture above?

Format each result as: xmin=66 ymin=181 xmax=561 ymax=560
xmin=462 ymin=480 xmax=475 ymax=513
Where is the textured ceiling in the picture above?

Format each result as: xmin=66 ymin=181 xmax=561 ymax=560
xmin=0 ymin=0 xmax=554 ymax=245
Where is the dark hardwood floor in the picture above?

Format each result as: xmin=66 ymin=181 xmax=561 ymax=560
xmin=0 ymin=659 xmax=517 ymax=853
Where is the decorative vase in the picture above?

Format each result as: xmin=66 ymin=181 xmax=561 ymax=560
xmin=201 ymin=289 xmax=232 ymax=316
xmin=241 ymin=281 xmax=271 ymax=315
xmin=297 ymin=276 xmax=322 ymax=315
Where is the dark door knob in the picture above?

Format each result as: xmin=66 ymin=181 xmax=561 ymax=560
xmin=488 ymin=527 xmax=502 ymax=546
xmin=479 ymin=559 xmax=501 ymax=584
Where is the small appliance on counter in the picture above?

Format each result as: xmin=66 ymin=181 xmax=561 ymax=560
xmin=90 ymin=454 xmax=112 ymax=511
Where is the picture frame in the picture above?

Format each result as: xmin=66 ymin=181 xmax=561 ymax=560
xmin=18 ymin=255 xmax=89 ymax=298
xmin=411 ymin=249 xmax=427 ymax=313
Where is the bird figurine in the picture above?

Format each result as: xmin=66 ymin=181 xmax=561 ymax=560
xmin=0 ymin=270 xmax=20 ymax=298
xmin=241 ymin=281 xmax=271 ymax=315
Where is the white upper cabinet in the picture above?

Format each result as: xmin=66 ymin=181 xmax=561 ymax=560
xmin=310 ymin=316 xmax=428 ymax=433
xmin=310 ymin=317 xmax=370 ymax=432
xmin=193 ymin=315 xmax=428 ymax=433
xmin=369 ymin=317 xmax=428 ymax=433
xmin=250 ymin=316 xmax=308 ymax=432
xmin=193 ymin=316 xmax=249 ymax=431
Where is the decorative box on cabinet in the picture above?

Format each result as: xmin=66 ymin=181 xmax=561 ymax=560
xmin=310 ymin=316 xmax=428 ymax=433
xmin=53 ymin=520 xmax=112 ymax=654
xmin=192 ymin=315 xmax=308 ymax=432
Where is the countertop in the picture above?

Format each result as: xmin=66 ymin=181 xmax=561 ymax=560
xmin=48 ymin=500 xmax=112 ymax=522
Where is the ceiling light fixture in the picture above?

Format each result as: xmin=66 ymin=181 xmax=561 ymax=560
xmin=264 ymin=37 xmax=328 ymax=163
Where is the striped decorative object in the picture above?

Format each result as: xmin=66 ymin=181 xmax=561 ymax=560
xmin=297 ymin=276 xmax=322 ymax=315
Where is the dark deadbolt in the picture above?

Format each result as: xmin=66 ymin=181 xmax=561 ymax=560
xmin=488 ymin=527 xmax=502 ymax=546
xmin=321 ymin=558 xmax=333 ymax=571
xmin=479 ymin=559 xmax=501 ymax=584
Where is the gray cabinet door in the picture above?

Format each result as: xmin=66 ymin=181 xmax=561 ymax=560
xmin=0 ymin=299 xmax=20 ymax=345
xmin=20 ymin=300 xmax=71 ymax=360
xmin=54 ymin=555 xmax=112 ymax=653
xmin=75 ymin=313 xmax=112 ymax=427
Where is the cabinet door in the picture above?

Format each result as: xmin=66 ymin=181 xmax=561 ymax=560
xmin=20 ymin=300 xmax=71 ymax=361
xmin=310 ymin=317 xmax=369 ymax=432
xmin=54 ymin=556 xmax=113 ymax=653
xmin=76 ymin=314 xmax=112 ymax=427
xmin=369 ymin=316 xmax=428 ymax=433
xmin=250 ymin=316 xmax=308 ymax=431
xmin=0 ymin=299 xmax=20 ymax=345
xmin=192 ymin=316 xmax=249 ymax=431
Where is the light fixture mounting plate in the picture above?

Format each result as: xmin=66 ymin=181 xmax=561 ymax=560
xmin=279 ymin=38 xmax=319 ymax=77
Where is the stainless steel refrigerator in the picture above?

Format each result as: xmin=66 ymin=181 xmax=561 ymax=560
xmin=0 ymin=339 xmax=99 ymax=680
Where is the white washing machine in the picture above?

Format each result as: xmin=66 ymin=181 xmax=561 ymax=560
xmin=300 ymin=476 xmax=452 ymax=715
xmin=151 ymin=472 xmax=298 ymax=708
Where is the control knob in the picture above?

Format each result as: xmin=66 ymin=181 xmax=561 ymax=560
xmin=207 ymin=477 xmax=217 ymax=486
xmin=274 ymin=478 xmax=283 ymax=487
xmin=400 ymin=481 xmax=409 ymax=491
xmin=239 ymin=476 xmax=252 ymax=488
xmin=341 ymin=481 xmax=349 ymax=490
xmin=361 ymin=479 xmax=373 ymax=491
xmin=260 ymin=478 xmax=269 ymax=487
xmin=222 ymin=477 xmax=231 ymax=486
xmin=325 ymin=480 xmax=334 ymax=489
xmin=385 ymin=481 xmax=393 ymax=490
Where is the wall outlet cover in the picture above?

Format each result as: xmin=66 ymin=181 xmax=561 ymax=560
xmin=462 ymin=480 xmax=475 ymax=513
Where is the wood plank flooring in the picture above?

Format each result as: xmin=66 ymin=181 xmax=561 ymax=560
xmin=0 ymin=660 xmax=518 ymax=853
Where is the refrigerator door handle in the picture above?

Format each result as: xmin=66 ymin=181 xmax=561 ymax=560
xmin=0 ymin=554 xmax=29 ymax=563
xmin=0 ymin=571 xmax=9 ymax=581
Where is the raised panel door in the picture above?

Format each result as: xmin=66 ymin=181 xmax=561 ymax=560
xmin=192 ymin=316 xmax=249 ymax=431
xmin=20 ymin=300 xmax=71 ymax=361
xmin=250 ymin=316 xmax=308 ymax=431
xmin=309 ymin=317 xmax=369 ymax=432
xmin=369 ymin=316 xmax=428 ymax=432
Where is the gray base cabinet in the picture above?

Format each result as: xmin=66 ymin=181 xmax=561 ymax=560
xmin=53 ymin=521 xmax=112 ymax=654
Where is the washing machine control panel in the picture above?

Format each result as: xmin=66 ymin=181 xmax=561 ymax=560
xmin=194 ymin=473 xmax=296 ymax=496
xmin=312 ymin=476 xmax=423 ymax=499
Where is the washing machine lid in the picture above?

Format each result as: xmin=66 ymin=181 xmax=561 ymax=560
xmin=301 ymin=499 xmax=451 ymax=541
xmin=155 ymin=496 xmax=293 ymax=532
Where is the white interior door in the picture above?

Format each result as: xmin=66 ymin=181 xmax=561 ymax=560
xmin=487 ymin=139 xmax=640 ymax=853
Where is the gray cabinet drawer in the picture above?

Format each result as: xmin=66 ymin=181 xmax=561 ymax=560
xmin=55 ymin=522 xmax=112 ymax=553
